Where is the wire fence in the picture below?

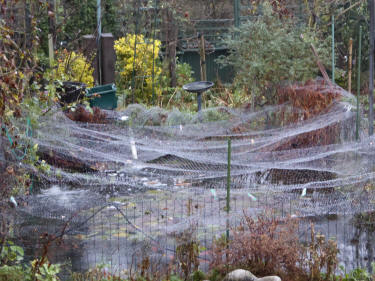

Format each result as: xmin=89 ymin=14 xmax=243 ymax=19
xmin=15 ymin=187 xmax=375 ymax=278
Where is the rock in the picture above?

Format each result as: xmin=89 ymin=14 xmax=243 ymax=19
xmin=223 ymin=269 xmax=257 ymax=281
xmin=257 ymin=277 xmax=281 ymax=281
xmin=223 ymin=269 xmax=282 ymax=281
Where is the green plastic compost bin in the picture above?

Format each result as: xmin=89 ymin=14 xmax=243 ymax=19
xmin=86 ymin=84 xmax=117 ymax=110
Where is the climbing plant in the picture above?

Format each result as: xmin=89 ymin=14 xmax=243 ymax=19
xmin=0 ymin=2 xmax=56 ymax=193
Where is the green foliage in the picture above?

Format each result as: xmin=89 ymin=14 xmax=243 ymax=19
xmin=0 ymin=241 xmax=24 ymax=264
xmin=116 ymin=58 xmax=194 ymax=109
xmin=70 ymin=265 xmax=124 ymax=281
xmin=48 ymin=49 xmax=94 ymax=87
xmin=190 ymin=270 xmax=206 ymax=281
xmin=31 ymin=260 xmax=61 ymax=281
xmin=60 ymin=0 xmax=118 ymax=46
xmin=160 ymin=61 xmax=195 ymax=109
xmin=169 ymin=275 xmax=183 ymax=281
xmin=218 ymin=2 xmax=330 ymax=109
xmin=115 ymin=34 xmax=162 ymax=104
xmin=0 ymin=15 xmax=57 ymax=196
xmin=0 ymin=241 xmax=60 ymax=281
xmin=206 ymin=269 xmax=224 ymax=281
xmin=339 ymin=263 xmax=375 ymax=281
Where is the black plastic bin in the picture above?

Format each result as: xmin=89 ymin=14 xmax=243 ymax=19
xmin=56 ymin=81 xmax=87 ymax=105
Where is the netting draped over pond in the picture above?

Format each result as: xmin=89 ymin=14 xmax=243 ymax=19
xmin=7 ymin=80 xmax=375 ymax=275
xmin=29 ymin=81 xmax=368 ymax=203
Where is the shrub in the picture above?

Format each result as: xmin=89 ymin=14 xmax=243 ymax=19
xmin=210 ymin=212 xmax=339 ymax=281
xmin=114 ymin=34 xmax=162 ymax=104
xmin=53 ymin=49 xmax=94 ymax=87
xmin=173 ymin=225 xmax=200 ymax=280
xmin=160 ymin=60 xmax=195 ymax=109
xmin=210 ymin=213 xmax=306 ymax=280
xmin=0 ymin=241 xmax=60 ymax=281
xmin=65 ymin=106 xmax=108 ymax=124
xmin=217 ymin=2 xmax=330 ymax=110
xmin=339 ymin=263 xmax=375 ymax=281
xmin=69 ymin=265 xmax=124 ymax=281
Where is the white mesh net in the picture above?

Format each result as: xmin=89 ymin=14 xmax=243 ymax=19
xmin=6 ymin=79 xmax=375 ymax=274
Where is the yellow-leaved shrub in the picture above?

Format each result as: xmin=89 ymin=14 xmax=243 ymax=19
xmin=54 ymin=50 xmax=94 ymax=87
xmin=114 ymin=34 xmax=162 ymax=104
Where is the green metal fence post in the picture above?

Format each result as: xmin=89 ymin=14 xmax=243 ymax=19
xmin=131 ymin=0 xmax=141 ymax=104
xmin=234 ymin=0 xmax=240 ymax=28
xmin=369 ymin=0 xmax=375 ymax=135
xmin=332 ymin=15 xmax=335 ymax=84
xmin=356 ymin=26 xmax=362 ymax=141
xmin=226 ymin=137 xmax=231 ymax=244
xmin=151 ymin=0 xmax=158 ymax=105
xmin=97 ymin=0 xmax=102 ymax=85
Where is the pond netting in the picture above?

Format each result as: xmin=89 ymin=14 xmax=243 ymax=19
xmin=7 ymin=79 xmax=375 ymax=275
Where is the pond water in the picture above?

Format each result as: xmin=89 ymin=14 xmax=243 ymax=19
xmin=16 ymin=182 xmax=375 ymax=279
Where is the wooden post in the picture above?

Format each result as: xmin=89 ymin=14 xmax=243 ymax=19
xmin=48 ymin=34 xmax=54 ymax=67
xmin=101 ymin=33 xmax=116 ymax=85
xmin=82 ymin=35 xmax=99 ymax=84
xmin=199 ymin=34 xmax=207 ymax=81
xmin=348 ymin=38 xmax=353 ymax=93
xmin=162 ymin=8 xmax=177 ymax=88
xmin=48 ymin=0 xmax=55 ymax=45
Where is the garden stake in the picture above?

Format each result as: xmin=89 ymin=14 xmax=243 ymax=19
xmin=348 ymin=38 xmax=353 ymax=93
xmin=356 ymin=26 xmax=362 ymax=141
xmin=199 ymin=34 xmax=207 ymax=82
xmin=332 ymin=15 xmax=335 ymax=83
xmin=131 ymin=0 xmax=141 ymax=104
xmin=369 ymin=0 xmax=375 ymax=135
xmin=151 ymin=0 xmax=158 ymax=105
xmin=226 ymin=137 xmax=231 ymax=244
xmin=234 ymin=0 xmax=240 ymax=28
xmin=48 ymin=34 xmax=54 ymax=67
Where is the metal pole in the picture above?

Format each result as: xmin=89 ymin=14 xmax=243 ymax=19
xmin=97 ymin=0 xmax=102 ymax=85
xmin=357 ymin=26 xmax=362 ymax=141
xmin=369 ymin=0 xmax=375 ymax=135
xmin=197 ymin=93 xmax=202 ymax=112
xmin=226 ymin=138 xmax=231 ymax=244
xmin=131 ymin=0 xmax=140 ymax=104
xmin=332 ymin=15 xmax=335 ymax=84
xmin=348 ymin=38 xmax=353 ymax=93
xmin=151 ymin=0 xmax=158 ymax=105
xmin=234 ymin=0 xmax=240 ymax=28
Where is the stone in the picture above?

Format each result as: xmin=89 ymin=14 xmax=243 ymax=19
xmin=223 ymin=269 xmax=257 ymax=281
xmin=257 ymin=277 xmax=281 ymax=281
xmin=223 ymin=269 xmax=282 ymax=281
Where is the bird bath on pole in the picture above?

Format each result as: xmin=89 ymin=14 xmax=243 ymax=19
xmin=183 ymin=81 xmax=214 ymax=112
